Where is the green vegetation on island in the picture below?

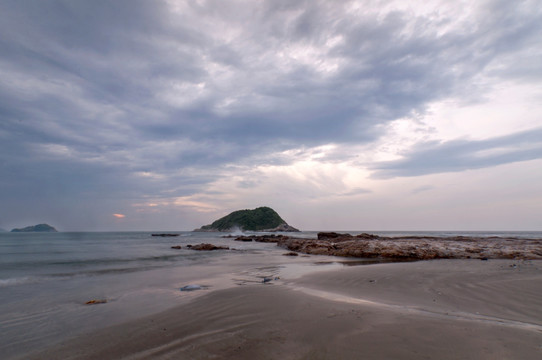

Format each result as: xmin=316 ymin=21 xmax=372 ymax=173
xmin=11 ymin=224 xmax=58 ymax=232
xmin=195 ymin=207 xmax=299 ymax=232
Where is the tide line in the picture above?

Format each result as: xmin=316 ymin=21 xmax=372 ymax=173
xmin=290 ymin=286 xmax=542 ymax=332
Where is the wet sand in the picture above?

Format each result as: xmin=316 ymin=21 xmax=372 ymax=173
xmin=24 ymin=259 xmax=542 ymax=359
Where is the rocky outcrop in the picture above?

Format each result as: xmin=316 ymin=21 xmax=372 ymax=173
xmin=317 ymin=232 xmax=379 ymax=240
xmin=317 ymin=232 xmax=351 ymax=240
xmin=187 ymin=243 xmax=230 ymax=251
xmin=276 ymin=233 xmax=542 ymax=260
xmin=283 ymin=252 xmax=299 ymax=256
xmin=85 ymin=299 xmax=107 ymax=305
xmin=261 ymin=223 xmax=300 ymax=232
xmin=152 ymin=233 xmax=179 ymax=237
xmin=11 ymin=224 xmax=57 ymax=232
xmin=234 ymin=234 xmax=290 ymax=243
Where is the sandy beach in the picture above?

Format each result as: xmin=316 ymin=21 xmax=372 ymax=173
xmin=24 ymin=258 xmax=542 ymax=360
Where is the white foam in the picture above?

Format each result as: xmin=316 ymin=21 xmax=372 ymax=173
xmin=227 ymin=226 xmax=245 ymax=236
xmin=0 ymin=276 xmax=39 ymax=287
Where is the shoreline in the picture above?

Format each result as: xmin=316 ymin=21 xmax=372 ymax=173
xmin=23 ymin=259 xmax=542 ymax=360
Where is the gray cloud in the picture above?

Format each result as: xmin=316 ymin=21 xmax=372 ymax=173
xmin=411 ymin=185 xmax=435 ymax=195
xmin=0 ymin=0 xmax=541 ymax=229
xmin=371 ymin=128 xmax=542 ymax=178
xmin=339 ymin=188 xmax=372 ymax=196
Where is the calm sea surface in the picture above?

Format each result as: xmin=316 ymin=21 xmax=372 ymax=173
xmin=1 ymin=230 xmax=541 ymax=358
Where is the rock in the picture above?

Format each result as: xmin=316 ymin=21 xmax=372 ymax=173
xmin=180 ymin=285 xmax=205 ymax=291
xmin=171 ymin=245 xmax=182 ymax=249
xmin=283 ymin=252 xmax=299 ymax=256
xmin=234 ymin=235 xmax=289 ymax=243
xmin=317 ymin=232 xmax=378 ymax=241
xmin=11 ymin=224 xmax=58 ymax=232
xmin=188 ymin=243 xmax=229 ymax=251
xmin=152 ymin=233 xmax=179 ymax=237
xmin=85 ymin=299 xmax=107 ymax=305
xmin=261 ymin=223 xmax=300 ymax=232
xmin=356 ymin=233 xmax=380 ymax=239
xmin=234 ymin=236 xmax=254 ymax=242
xmin=276 ymin=234 xmax=542 ymax=261
xmin=317 ymin=232 xmax=348 ymax=240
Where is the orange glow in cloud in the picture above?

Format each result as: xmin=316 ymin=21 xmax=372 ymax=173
xmin=113 ymin=213 xmax=126 ymax=218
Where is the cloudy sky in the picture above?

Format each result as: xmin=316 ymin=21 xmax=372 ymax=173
xmin=1 ymin=0 xmax=541 ymax=231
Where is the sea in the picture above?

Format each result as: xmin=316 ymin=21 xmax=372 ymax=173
xmin=1 ymin=230 xmax=541 ymax=358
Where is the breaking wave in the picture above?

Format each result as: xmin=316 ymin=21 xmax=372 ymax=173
xmin=0 ymin=276 xmax=41 ymax=287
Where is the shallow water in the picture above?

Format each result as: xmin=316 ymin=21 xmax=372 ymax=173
xmin=1 ymin=230 xmax=540 ymax=358
xmin=0 ymin=231 xmax=344 ymax=358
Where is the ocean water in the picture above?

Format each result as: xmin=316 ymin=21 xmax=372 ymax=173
xmin=0 ymin=230 xmax=336 ymax=358
xmin=1 ymin=230 xmax=541 ymax=358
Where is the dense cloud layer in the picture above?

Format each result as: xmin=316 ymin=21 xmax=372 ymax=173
xmin=1 ymin=0 xmax=541 ymax=230
xmin=372 ymin=128 xmax=542 ymax=178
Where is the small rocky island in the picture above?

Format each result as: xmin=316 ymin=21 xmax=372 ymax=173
xmin=11 ymin=223 xmax=58 ymax=232
xmin=194 ymin=206 xmax=299 ymax=232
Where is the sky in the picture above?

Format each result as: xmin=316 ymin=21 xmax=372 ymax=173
xmin=1 ymin=0 xmax=541 ymax=231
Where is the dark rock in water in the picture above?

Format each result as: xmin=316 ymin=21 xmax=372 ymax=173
xmin=180 ymin=285 xmax=205 ymax=291
xmin=152 ymin=233 xmax=180 ymax=237
xmin=194 ymin=206 xmax=299 ymax=232
xmin=234 ymin=237 xmax=254 ymax=242
xmin=188 ymin=243 xmax=229 ymax=251
xmin=283 ymin=252 xmax=299 ymax=256
xmin=85 ymin=299 xmax=107 ymax=305
xmin=11 ymin=224 xmax=58 ymax=232
xmin=171 ymin=245 xmax=182 ymax=249
xmin=317 ymin=232 xmax=348 ymax=240
xmin=234 ymin=234 xmax=290 ymax=243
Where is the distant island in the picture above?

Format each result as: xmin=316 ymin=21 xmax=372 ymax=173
xmin=194 ymin=207 xmax=299 ymax=232
xmin=11 ymin=224 xmax=58 ymax=232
